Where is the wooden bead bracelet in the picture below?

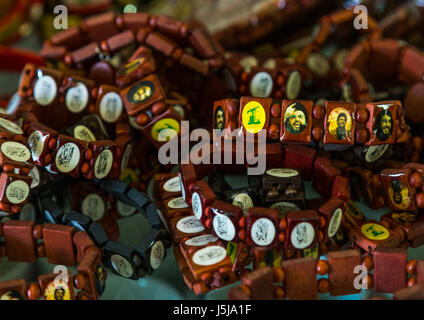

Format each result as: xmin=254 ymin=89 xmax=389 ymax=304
xmin=228 ymin=247 xmax=424 ymax=300
xmin=0 ymin=220 xmax=105 ymax=300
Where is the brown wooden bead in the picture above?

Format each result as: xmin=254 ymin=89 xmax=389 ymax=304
xmin=318 ymin=278 xmax=330 ymax=294
xmin=136 ymin=113 xmax=150 ymax=126
xmin=318 ymin=230 xmax=324 ymax=242
xmin=268 ymin=123 xmax=280 ymax=140
xmin=372 ymin=174 xmax=382 ymax=189
xmin=11 ymin=205 xmax=20 ymax=214
xmin=408 ymin=277 xmax=416 ymax=287
xmin=278 ymin=232 xmax=285 ymax=243
xmin=410 ymin=173 xmax=423 ymax=188
xmin=415 ymin=193 xmax=424 ymax=208
xmin=43 ymin=153 xmax=52 ymax=166
xmin=27 ymin=282 xmax=41 ymax=300
xmin=74 ymin=273 xmax=88 ymax=290
xmin=239 ymin=216 xmax=246 ymax=228
xmin=36 ymin=243 xmax=45 ymax=257
xmin=33 ymin=225 xmax=43 ymax=240
xmin=356 ymin=108 xmax=369 ymax=123
xmin=238 ymin=229 xmax=246 ymax=240
xmin=362 ymin=255 xmax=374 ymax=271
xmin=319 ymin=216 xmax=326 ymax=229
xmin=84 ymin=148 xmax=93 ymax=160
xmin=319 ymin=242 xmax=328 ymax=254
xmin=279 ymin=218 xmax=287 ymax=231
xmin=406 ymin=260 xmax=418 ymax=275
xmin=81 ymin=162 xmax=90 ymax=174
xmin=171 ymin=48 xmax=183 ymax=61
xmin=271 ymin=103 xmax=281 ymax=118
xmin=355 ymin=128 xmax=369 ymax=143
xmin=152 ymin=101 xmax=167 ymax=115
xmin=412 ymin=136 xmax=423 ymax=151
xmin=274 ymin=285 xmax=285 ymax=299
xmin=317 ymin=260 xmax=329 ymax=275
xmin=365 ymin=274 xmax=374 ymax=289
xmin=380 ymin=220 xmax=391 ymax=229
xmin=312 ymin=126 xmax=323 ymax=141
xmin=312 ymin=104 xmax=325 ymax=120
xmin=273 ymin=267 xmax=284 ymax=283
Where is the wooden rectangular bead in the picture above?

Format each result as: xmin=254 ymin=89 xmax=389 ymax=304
xmin=50 ymin=135 xmax=88 ymax=177
xmin=379 ymin=168 xmax=416 ymax=212
xmin=324 ymin=101 xmax=356 ymax=145
xmin=365 ymin=101 xmax=398 ymax=146
xmin=400 ymin=47 xmax=424 ymax=84
xmin=348 ymin=220 xmax=400 ymax=252
xmin=212 ymin=98 xmax=239 ymax=137
xmin=283 ymin=144 xmax=316 ymax=180
xmin=228 ymin=286 xmax=250 ymax=300
xmin=38 ymin=272 xmax=75 ymax=300
xmin=71 ymin=42 xmax=99 ymax=65
xmin=170 ymin=214 xmax=206 ymax=244
xmin=280 ymin=100 xmax=313 ymax=143
xmin=238 ymin=96 xmax=272 ymax=138
xmin=106 ymin=30 xmax=135 ymax=52
xmin=163 ymin=196 xmax=191 ymax=220
xmin=43 ymin=224 xmax=76 ymax=266
xmin=282 ymin=257 xmax=317 ymax=300
xmin=373 ymin=247 xmax=407 ymax=293
xmin=189 ymin=29 xmax=217 ymax=59
xmin=241 ymin=266 xmax=274 ymax=300
xmin=0 ymin=172 xmax=31 ymax=206
xmin=318 ymin=198 xmax=345 ymax=242
xmin=3 ymin=220 xmax=36 ymax=262
xmin=145 ymin=32 xmax=177 ymax=57
xmin=156 ymin=15 xmax=183 ymax=37
xmin=178 ymin=164 xmax=197 ymax=202
xmin=370 ymin=39 xmax=401 ymax=79
xmin=83 ymin=12 xmax=118 ymax=43
xmin=26 ymin=121 xmax=58 ymax=166
xmin=286 ymin=210 xmax=320 ymax=250
xmin=120 ymin=74 xmax=166 ymax=116
xmin=331 ymin=175 xmax=351 ymax=202
xmin=246 ymin=207 xmax=280 ymax=248
xmin=73 ymin=231 xmax=95 ymax=263
xmin=313 ymin=156 xmax=341 ymax=198
xmin=78 ymin=248 xmax=105 ymax=300
xmin=0 ymin=279 xmax=27 ymax=300
xmin=381 ymin=212 xmax=424 ymax=240
xmin=179 ymin=53 xmax=209 ymax=76
xmin=206 ymin=200 xmax=242 ymax=242
xmin=327 ymin=249 xmax=361 ymax=296
xmin=116 ymin=46 xmax=155 ymax=88
xmin=50 ymin=26 xmax=87 ymax=49
xmin=120 ymin=13 xmax=149 ymax=30
xmin=188 ymin=180 xmax=217 ymax=226
xmin=394 ymin=284 xmax=424 ymax=300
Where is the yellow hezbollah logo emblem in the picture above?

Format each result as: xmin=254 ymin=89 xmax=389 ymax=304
xmin=151 ymin=118 xmax=180 ymax=142
xmin=361 ymin=223 xmax=389 ymax=240
xmin=242 ymin=101 xmax=266 ymax=134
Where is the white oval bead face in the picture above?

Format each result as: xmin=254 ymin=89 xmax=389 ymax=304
xmin=6 ymin=180 xmax=29 ymax=204
xmin=184 ymin=235 xmax=218 ymax=247
xmin=176 ymin=216 xmax=205 ymax=234
xmin=110 ymin=254 xmax=133 ymax=278
xmin=192 ymin=246 xmax=227 ymax=266
xmin=250 ymin=72 xmax=273 ymax=98
xmin=0 ymin=118 xmax=23 ymax=135
xmin=213 ymin=213 xmax=236 ymax=241
xmin=66 ymin=82 xmax=89 ymax=113
xmin=81 ymin=194 xmax=105 ymax=221
xmin=34 ymin=75 xmax=57 ymax=106
xmin=1 ymin=142 xmax=31 ymax=162
xmin=55 ymin=143 xmax=80 ymax=173
xmin=99 ymin=92 xmax=123 ymax=123
xmin=28 ymin=131 xmax=45 ymax=161
xmin=94 ymin=149 xmax=113 ymax=179
xmin=328 ymin=208 xmax=343 ymax=238
xmin=150 ymin=241 xmax=165 ymax=270
xmin=163 ymin=176 xmax=181 ymax=192
xmin=251 ymin=218 xmax=276 ymax=246
xmin=290 ymin=222 xmax=315 ymax=249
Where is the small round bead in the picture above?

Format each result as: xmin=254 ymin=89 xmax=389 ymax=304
xmin=415 ymin=193 xmax=424 ymax=208
xmin=364 ymin=274 xmax=373 ymax=289
xmin=268 ymin=124 xmax=280 ymax=140
xmin=355 ymin=128 xmax=369 ymax=144
xmin=285 ymin=248 xmax=294 ymax=259
xmin=273 ymin=267 xmax=284 ymax=283
xmin=317 ymin=278 xmax=330 ymax=294
xmin=115 ymin=15 xmax=124 ymax=28
xmin=274 ymin=90 xmax=283 ymax=99
xmin=151 ymin=101 xmax=166 ymax=115
xmin=372 ymin=175 xmax=382 ymax=189
xmin=412 ymin=136 xmax=423 ymax=151
xmin=240 ymin=72 xmax=249 ymax=82
xmin=136 ymin=113 xmax=150 ymax=126
xmin=318 ymin=230 xmax=324 ymax=241
xmin=319 ymin=242 xmax=328 ymax=254
xmin=43 ymin=153 xmax=52 ymax=166
xmin=85 ymin=149 xmax=93 ymax=160
xmin=312 ymin=104 xmax=325 ymax=120
xmin=64 ymin=53 xmax=73 ymax=66
xmin=27 ymin=283 xmax=41 ymax=300
xmin=0 ymin=203 xmax=9 ymax=211
xmin=375 ymin=195 xmax=386 ymax=208
xmin=81 ymin=162 xmax=90 ymax=174
xmin=406 ymin=260 xmax=418 ymax=275
xmin=319 ymin=216 xmax=326 ymax=229
xmin=312 ymin=126 xmax=324 ymax=141
xmin=171 ymin=48 xmax=183 ymax=61
xmin=33 ymin=225 xmax=43 ymax=239
xmin=410 ymin=172 xmax=422 ymax=188
xmin=238 ymin=216 xmax=246 ymax=228
xmin=205 ymin=218 xmax=211 ymax=229
xmin=100 ymin=40 xmax=109 ymax=52
xmin=238 ymin=229 xmax=246 ymax=240
xmin=279 ymin=218 xmax=287 ymax=231
xmin=274 ymin=286 xmax=285 ymax=299
xmin=278 ymin=232 xmax=285 ymax=243
xmin=316 ymin=260 xmax=329 ymax=275
xmin=356 ymin=108 xmax=369 ymax=123
xmin=36 ymin=243 xmax=45 ymax=258
xmin=74 ymin=273 xmax=88 ymax=290
xmin=11 ymin=205 xmax=21 ymax=214
xmin=271 ymin=103 xmax=281 ymax=118
xmin=277 ymin=75 xmax=284 ymax=86
xmin=362 ymin=255 xmax=374 ymax=271
xmin=407 ymin=277 xmax=416 ymax=287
